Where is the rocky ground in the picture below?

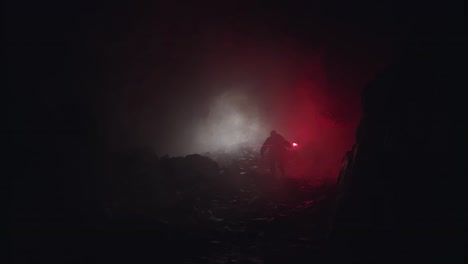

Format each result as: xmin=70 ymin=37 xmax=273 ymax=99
xmin=92 ymin=149 xmax=338 ymax=264
xmin=11 ymin=148 xmax=338 ymax=264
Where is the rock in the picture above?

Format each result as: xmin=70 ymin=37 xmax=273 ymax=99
xmin=330 ymin=28 xmax=467 ymax=263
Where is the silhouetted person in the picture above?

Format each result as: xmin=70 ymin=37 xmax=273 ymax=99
xmin=261 ymin=130 xmax=292 ymax=177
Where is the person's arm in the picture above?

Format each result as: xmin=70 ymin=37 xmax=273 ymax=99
xmin=281 ymin=135 xmax=292 ymax=148
xmin=260 ymin=138 xmax=271 ymax=158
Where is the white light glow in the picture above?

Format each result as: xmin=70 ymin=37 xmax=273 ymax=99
xmin=194 ymin=89 xmax=269 ymax=153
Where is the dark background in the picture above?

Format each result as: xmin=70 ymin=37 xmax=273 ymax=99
xmin=6 ymin=0 xmax=407 ymax=154
xmin=5 ymin=0 xmax=466 ymax=263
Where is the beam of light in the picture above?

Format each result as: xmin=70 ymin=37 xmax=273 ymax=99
xmin=194 ymin=89 xmax=270 ymax=153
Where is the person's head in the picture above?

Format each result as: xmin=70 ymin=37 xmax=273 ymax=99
xmin=270 ymin=130 xmax=277 ymax=137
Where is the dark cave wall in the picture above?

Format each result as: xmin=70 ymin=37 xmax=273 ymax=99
xmin=331 ymin=32 xmax=467 ymax=263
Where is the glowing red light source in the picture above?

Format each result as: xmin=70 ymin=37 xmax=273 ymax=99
xmin=292 ymin=143 xmax=298 ymax=147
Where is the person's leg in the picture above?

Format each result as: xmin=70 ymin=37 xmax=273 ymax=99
xmin=278 ymin=153 xmax=286 ymax=177
xmin=278 ymin=162 xmax=285 ymax=177
xmin=269 ymin=158 xmax=276 ymax=177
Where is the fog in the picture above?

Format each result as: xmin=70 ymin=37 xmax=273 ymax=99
xmin=193 ymin=89 xmax=267 ymax=153
xmin=96 ymin=5 xmax=395 ymax=181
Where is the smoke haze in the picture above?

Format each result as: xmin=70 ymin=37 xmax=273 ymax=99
xmin=92 ymin=2 xmax=397 ymax=180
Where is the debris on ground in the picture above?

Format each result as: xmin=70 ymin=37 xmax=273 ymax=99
xmin=89 ymin=148 xmax=336 ymax=263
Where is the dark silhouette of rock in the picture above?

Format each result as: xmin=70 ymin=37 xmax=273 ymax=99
xmin=331 ymin=23 xmax=467 ymax=264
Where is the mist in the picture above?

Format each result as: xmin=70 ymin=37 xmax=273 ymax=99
xmin=13 ymin=0 xmax=467 ymax=262
xmin=95 ymin=3 xmax=395 ymax=181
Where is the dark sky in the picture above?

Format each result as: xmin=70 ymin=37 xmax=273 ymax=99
xmin=6 ymin=0 xmax=465 ymax=164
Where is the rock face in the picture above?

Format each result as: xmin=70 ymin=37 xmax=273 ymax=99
xmin=331 ymin=33 xmax=467 ymax=263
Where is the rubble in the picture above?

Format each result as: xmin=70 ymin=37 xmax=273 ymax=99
xmin=91 ymin=147 xmax=336 ymax=263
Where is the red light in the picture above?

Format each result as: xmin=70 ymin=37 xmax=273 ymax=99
xmin=292 ymin=143 xmax=298 ymax=147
